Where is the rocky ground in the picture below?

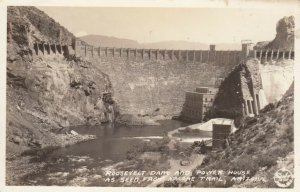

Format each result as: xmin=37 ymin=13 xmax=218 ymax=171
xmin=190 ymin=83 xmax=294 ymax=188
xmin=6 ymin=86 xmax=97 ymax=185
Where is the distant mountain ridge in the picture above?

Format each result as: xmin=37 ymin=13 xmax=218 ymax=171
xmin=79 ymin=34 xmax=241 ymax=50
xmin=79 ymin=34 xmax=140 ymax=48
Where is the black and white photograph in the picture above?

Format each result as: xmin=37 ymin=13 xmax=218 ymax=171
xmin=1 ymin=0 xmax=298 ymax=190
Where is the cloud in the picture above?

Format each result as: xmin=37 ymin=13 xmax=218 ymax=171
xmin=75 ymin=31 xmax=88 ymax=37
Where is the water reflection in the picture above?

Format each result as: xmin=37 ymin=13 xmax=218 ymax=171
xmin=54 ymin=120 xmax=188 ymax=161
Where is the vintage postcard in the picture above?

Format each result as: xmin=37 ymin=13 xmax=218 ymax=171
xmin=0 ymin=0 xmax=299 ymax=191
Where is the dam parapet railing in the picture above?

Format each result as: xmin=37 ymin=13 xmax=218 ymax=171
xmin=253 ymin=49 xmax=294 ymax=63
xmin=32 ymin=39 xmax=294 ymax=64
xmin=33 ymin=40 xmax=243 ymax=64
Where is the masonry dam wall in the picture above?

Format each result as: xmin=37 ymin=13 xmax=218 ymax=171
xmin=32 ymin=41 xmax=294 ymax=117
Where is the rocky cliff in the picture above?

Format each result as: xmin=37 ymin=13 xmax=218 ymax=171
xmin=6 ymin=6 xmax=116 ymax=158
xmin=8 ymin=6 xmax=74 ymax=46
xmin=255 ymin=16 xmax=294 ymax=50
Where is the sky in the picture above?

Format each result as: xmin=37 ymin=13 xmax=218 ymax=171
xmin=38 ymin=2 xmax=296 ymax=44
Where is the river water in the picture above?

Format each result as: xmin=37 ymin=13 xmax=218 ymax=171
xmin=23 ymin=120 xmax=189 ymax=186
xmin=57 ymin=120 xmax=188 ymax=161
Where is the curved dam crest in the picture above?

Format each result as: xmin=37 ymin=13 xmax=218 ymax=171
xmin=31 ymin=39 xmax=294 ymax=117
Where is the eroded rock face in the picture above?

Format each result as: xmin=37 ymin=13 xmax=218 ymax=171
xmin=6 ymin=6 xmax=117 ymax=157
xmin=270 ymin=16 xmax=294 ymax=49
xmin=255 ymin=16 xmax=294 ymax=50
xmin=7 ymin=6 xmax=74 ymax=46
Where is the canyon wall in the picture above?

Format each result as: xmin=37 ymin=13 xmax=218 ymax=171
xmin=7 ymin=6 xmax=115 ymax=156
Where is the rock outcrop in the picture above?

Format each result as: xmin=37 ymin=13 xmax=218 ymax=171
xmin=7 ymin=6 xmax=74 ymax=46
xmin=6 ymin=6 xmax=117 ymax=158
xmin=254 ymin=16 xmax=294 ymax=50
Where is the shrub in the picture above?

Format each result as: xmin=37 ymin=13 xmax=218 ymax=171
xmin=254 ymin=132 xmax=266 ymax=142
xmin=231 ymin=155 xmax=259 ymax=177
xmin=201 ymin=152 xmax=218 ymax=166
xmin=191 ymin=140 xmax=208 ymax=154
xmin=260 ymin=103 xmax=275 ymax=113
xmin=162 ymin=180 xmax=179 ymax=187
xmin=236 ymin=137 xmax=243 ymax=144
xmin=256 ymin=154 xmax=277 ymax=169
xmin=21 ymin=146 xmax=59 ymax=157
xmin=245 ymin=146 xmax=256 ymax=155
xmin=280 ymin=125 xmax=294 ymax=142
xmin=201 ymin=156 xmax=210 ymax=166
xmin=269 ymin=144 xmax=292 ymax=158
